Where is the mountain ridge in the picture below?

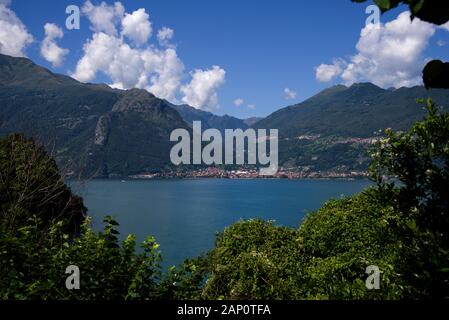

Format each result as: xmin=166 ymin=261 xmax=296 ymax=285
xmin=2 ymin=53 xmax=449 ymax=177
xmin=254 ymin=82 xmax=449 ymax=174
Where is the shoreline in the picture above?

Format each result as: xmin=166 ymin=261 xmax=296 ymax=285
xmin=69 ymin=175 xmax=371 ymax=182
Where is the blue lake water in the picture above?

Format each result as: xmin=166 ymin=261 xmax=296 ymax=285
xmin=74 ymin=179 xmax=371 ymax=268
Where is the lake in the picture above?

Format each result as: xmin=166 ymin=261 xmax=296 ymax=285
xmin=74 ymin=179 xmax=371 ymax=268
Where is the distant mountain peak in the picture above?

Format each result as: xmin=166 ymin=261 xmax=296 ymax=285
xmin=171 ymin=104 xmax=249 ymax=132
xmin=112 ymin=88 xmax=161 ymax=113
xmin=349 ymin=82 xmax=382 ymax=88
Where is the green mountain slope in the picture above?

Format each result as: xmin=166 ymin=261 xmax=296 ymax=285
xmin=254 ymin=83 xmax=449 ymax=174
xmin=0 ymin=54 xmax=188 ymax=177
xmin=3 ymin=53 xmax=449 ymax=177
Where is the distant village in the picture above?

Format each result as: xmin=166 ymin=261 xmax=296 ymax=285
xmin=129 ymin=167 xmax=369 ymax=180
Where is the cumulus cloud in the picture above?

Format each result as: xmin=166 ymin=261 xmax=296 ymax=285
xmin=40 ymin=23 xmax=69 ymax=67
xmin=0 ymin=0 xmax=33 ymax=57
xmin=73 ymin=2 xmax=182 ymax=102
xmin=315 ymin=60 xmax=344 ymax=82
xmin=74 ymin=1 xmax=225 ymax=107
xmin=316 ymin=12 xmax=436 ymax=88
xmin=121 ymin=8 xmax=152 ymax=45
xmin=157 ymin=27 xmax=174 ymax=46
xmin=72 ymin=32 xmax=184 ymax=102
xmin=181 ymin=66 xmax=226 ymax=110
xmin=284 ymin=87 xmax=297 ymax=100
xmin=442 ymin=22 xmax=449 ymax=32
xmin=247 ymin=104 xmax=256 ymax=110
xmin=143 ymin=47 xmax=184 ymax=102
xmin=82 ymin=0 xmax=124 ymax=36
xmin=234 ymin=98 xmax=244 ymax=107
xmin=437 ymin=40 xmax=446 ymax=47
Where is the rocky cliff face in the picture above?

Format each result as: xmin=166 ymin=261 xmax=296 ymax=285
xmin=94 ymin=115 xmax=110 ymax=147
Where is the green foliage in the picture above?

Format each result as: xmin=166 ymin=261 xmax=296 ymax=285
xmin=369 ymin=99 xmax=449 ymax=298
xmin=159 ymin=255 xmax=211 ymax=300
xmin=0 ymin=216 xmax=165 ymax=300
xmin=199 ymin=192 xmax=408 ymax=300
xmin=0 ymin=134 xmax=86 ymax=234
xmin=298 ymin=190 xmax=407 ymax=299
xmin=202 ymin=220 xmax=302 ymax=300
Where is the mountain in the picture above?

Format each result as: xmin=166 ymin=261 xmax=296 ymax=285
xmin=3 ymin=53 xmax=449 ymax=178
xmin=171 ymin=104 xmax=248 ymax=132
xmin=254 ymin=83 xmax=449 ymax=173
xmin=0 ymin=54 xmax=189 ymax=177
xmin=243 ymin=117 xmax=263 ymax=127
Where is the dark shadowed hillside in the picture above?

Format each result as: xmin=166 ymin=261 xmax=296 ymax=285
xmin=0 ymin=54 xmax=188 ymax=177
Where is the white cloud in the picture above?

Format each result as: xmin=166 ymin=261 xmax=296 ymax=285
xmin=40 ymin=23 xmax=69 ymax=67
xmin=181 ymin=66 xmax=226 ymax=110
xmin=82 ymin=0 xmax=124 ymax=36
xmin=72 ymin=32 xmax=184 ymax=102
xmin=437 ymin=40 xmax=446 ymax=47
xmin=284 ymin=87 xmax=297 ymax=100
xmin=157 ymin=27 xmax=174 ymax=46
xmin=0 ymin=0 xmax=33 ymax=57
xmin=247 ymin=104 xmax=256 ymax=110
xmin=74 ymin=1 xmax=225 ymax=107
xmin=143 ymin=48 xmax=184 ymax=102
xmin=73 ymin=1 xmax=184 ymax=102
xmin=315 ymin=60 xmax=343 ymax=82
xmin=234 ymin=98 xmax=244 ymax=107
xmin=121 ymin=8 xmax=152 ymax=45
xmin=442 ymin=22 xmax=449 ymax=32
xmin=316 ymin=12 xmax=436 ymax=88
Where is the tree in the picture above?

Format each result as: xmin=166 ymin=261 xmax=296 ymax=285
xmin=369 ymin=99 xmax=449 ymax=298
xmin=0 ymin=134 xmax=86 ymax=234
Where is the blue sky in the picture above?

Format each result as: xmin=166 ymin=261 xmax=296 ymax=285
xmin=2 ymin=0 xmax=449 ymax=118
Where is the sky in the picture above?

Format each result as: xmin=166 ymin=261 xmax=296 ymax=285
xmin=1 ymin=0 xmax=449 ymax=119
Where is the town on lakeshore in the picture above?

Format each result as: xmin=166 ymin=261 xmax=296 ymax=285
xmin=128 ymin=167 xmax=369 ymax=180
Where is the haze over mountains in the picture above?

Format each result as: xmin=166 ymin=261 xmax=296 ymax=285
xmin=1 ymin=53 xmax=449 ymax=177
xmin=170 ymin=103 xmax=249 ymax=133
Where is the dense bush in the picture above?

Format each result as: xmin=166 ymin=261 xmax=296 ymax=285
xmin=197 ymin=190 xmax=408 ymax=300
xmin=202 ymin=220 xmax=302 ymax=299
xmin=0 ymin=134 xmax=85 ymax=234
xmin=369 ymin=99 xmax=449 ymax=298
xmin=297 ymin=190 xmax=407 ymax=299
xmin=0 ymin=216 xmax=163 ymax=300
